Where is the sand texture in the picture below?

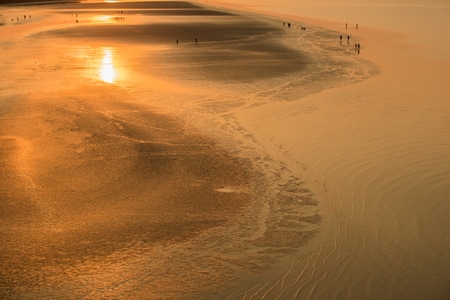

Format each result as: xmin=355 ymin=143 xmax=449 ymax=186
xmin=1 ymin=0 xmax=449 ymax=299
xmin=0 ymin=73 xmax=259 ymax=298
xmin=0 ymin=1 xmax=322 ymax=298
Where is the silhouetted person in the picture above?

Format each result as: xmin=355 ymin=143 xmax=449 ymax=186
xmin=176 ymin=39 xmax=178 ymax=44
xmin=340 ymin=35 xmax=343 ymax=45
xmin=347 ymin=35 xmax=350 ymax=44
xmin=195 ymin=38 xmax=198 ymax=44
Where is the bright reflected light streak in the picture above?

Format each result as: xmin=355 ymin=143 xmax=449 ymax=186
xmin=99 ymin=48 xmax=116 ymax=83
xmin=93 ymin=15 xmax=112 ymax=23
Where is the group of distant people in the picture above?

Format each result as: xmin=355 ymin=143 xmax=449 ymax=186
xmin=9 ymin=11 xmax=360 ymax=54
xmin=281 ymin=19 xmax=362 ymax=55
xmin=341 ymin=23 xmax=361 ymax=53
xmin=283 ymin=21 xmax=306 ymax=30
xmin=8 ymin=10 xmax=128 ymax=25
xmin=339 ymin=35 xmax=361 ymax=53
xmin=116 ymin=10 xmax=125 ymax=21
xmin=11 ymin=15 xmax=31 ymax=22
xmin=70 ymin=11 xmax=126 ymax=23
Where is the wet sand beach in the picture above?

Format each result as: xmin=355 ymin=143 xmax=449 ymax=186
xmin=0 ymin=1 xmax=324 ymax=298
xmin=2 ymin=0 xmax=449 ymax=299
xmin=0 ymin=89 xmax=255 ymax=298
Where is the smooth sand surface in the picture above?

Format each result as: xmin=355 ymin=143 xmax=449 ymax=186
xmin=219 ymin=1 xmax=450 ymax=299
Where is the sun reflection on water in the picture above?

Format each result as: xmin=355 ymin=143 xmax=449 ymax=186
xmin=93 ymin=15 xmax=112 ymax=23
xmin=99 ymin=48 xmax=116 ymax=83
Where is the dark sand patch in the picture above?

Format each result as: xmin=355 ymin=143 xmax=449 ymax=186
xmin=21 ymin=0 xmax=307 ymax=83
xmin=41 ymin=20 xmax=279 ymax=43
xmin=37 ymin=19 xmax=306 ymax=81
xmin=57 ymin=9 xmax=234 ymax=16
xmin=0 ymin=83 xmax=253 ymax=296
xmin=54 ymin=1 xmax=205 ymax=10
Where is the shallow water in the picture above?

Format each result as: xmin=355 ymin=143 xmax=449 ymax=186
xmin=230 ymin=2 xmax=450 ymax=299
xmin=1 ymin=1 xmax=449 ymax=299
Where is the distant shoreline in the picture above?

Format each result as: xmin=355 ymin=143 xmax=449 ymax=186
xmin=0 ymin=0 xmax=80 ymax=6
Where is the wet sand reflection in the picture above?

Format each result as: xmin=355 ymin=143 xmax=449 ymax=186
xmin=99 ymin=47 xmax=116 ymax=83
xmin=0 ymin=1 xmax=324 ymax=298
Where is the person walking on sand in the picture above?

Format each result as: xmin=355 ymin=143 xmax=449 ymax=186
xmin=195 ymin=38 xmax=198 ymax=44
xmin=347 ymin=35 xmax=350 ymax=44
xmin=340 ymin=35 xmax=343 ymax=45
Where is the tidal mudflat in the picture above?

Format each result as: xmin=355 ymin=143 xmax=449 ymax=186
xmin=2 ymin=1 xmax=448 ymax=299
xmin=0 ymin=1 xmax=337 ymax=298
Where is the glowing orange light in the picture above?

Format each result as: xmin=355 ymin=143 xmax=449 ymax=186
xmin=99 ymin=48 xmax=116 ymax=83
